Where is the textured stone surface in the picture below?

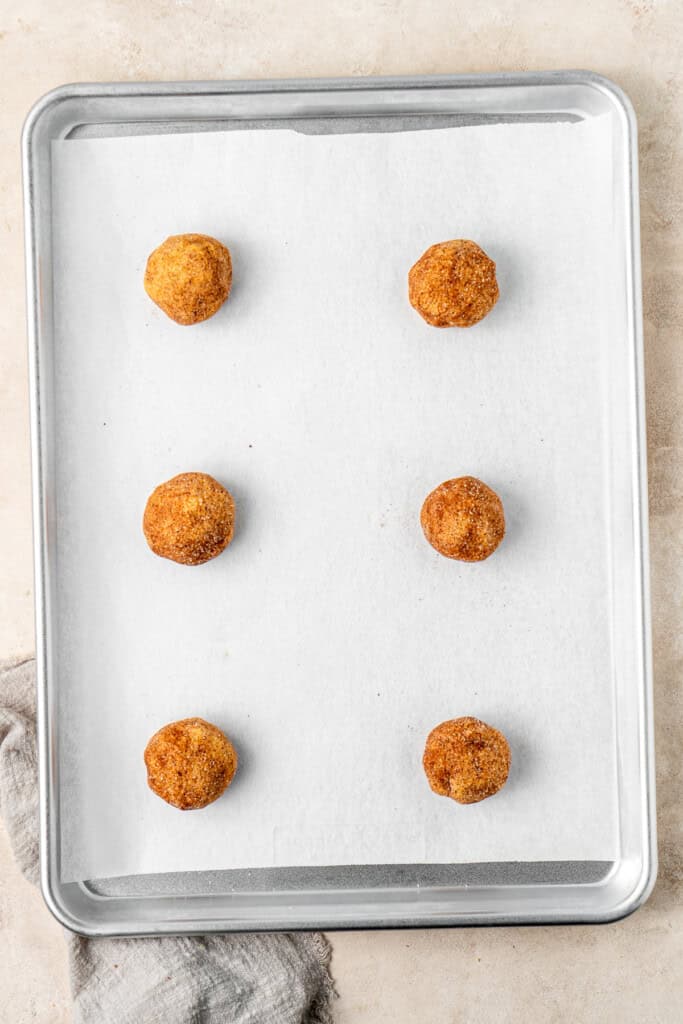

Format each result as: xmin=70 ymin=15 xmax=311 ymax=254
xmin=0 ymin=1 xmax=681 ymax=1020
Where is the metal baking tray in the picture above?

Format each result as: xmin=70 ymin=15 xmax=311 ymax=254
xmin=23 ymin=72 xmax=655 ymax=935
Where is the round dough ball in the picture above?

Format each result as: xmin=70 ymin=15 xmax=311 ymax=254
xmin=423 ymin=716 xmax=511 ymax=804
xmin=420 ymin=476 xmax=505 ymax=562
xmin=144 ymin=233 xmax=232 ymax=325
xmin=408 ymin=239 xmax=499 ymax=327
xmin=144 ymin=717 xmax=238 ymax=810
xmin=143 ymin=472 xmax=235 ymax=566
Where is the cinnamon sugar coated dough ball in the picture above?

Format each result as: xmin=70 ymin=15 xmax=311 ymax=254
xmin=144 ymin=233 xmax=232 ymax=325
xmin=144 ymin=718 xmax=238 ymax=810
xmin=421 ymin=476 xmax=505 ymax=561
xmin=143 ymin=472 xmax=235 ymax=566
xmin=423 ymin=717 xmax=511 ymax=804
xmin=408 ymin=239 xmax=499 ymax=327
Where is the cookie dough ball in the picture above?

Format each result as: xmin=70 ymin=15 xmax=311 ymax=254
xmin=143 ymin=472 xmax=235 ymax=566
xmin=144 ymin=717 xmax=238 ymax=810
xmin=423 ymin=716 xmax=511 ymax=804
xmin=144 ymin=233 xmax=232 ymax=325
xmin=408 ymin=239 xmax=499 ymax=327
xmin=420 ymin=476 xmax=505 ymax=561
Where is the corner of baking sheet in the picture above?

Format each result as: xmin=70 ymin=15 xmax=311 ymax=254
xmin=572 ymin=71 xmax=638 ymax=130
xmin=23 ymin=83 xmax=96 ymax=153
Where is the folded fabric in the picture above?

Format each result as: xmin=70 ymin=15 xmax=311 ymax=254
xmin=0 ymin=657 xmax=335 ymax=1023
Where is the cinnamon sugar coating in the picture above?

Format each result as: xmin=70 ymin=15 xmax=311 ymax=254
xmin=144 ymin=717 xmax=238 ymax=810
xmin=423 ymin=716 xmax=511 ymax=804
xmin=143 ymin=472 xmax=235 ymax=566
xmin=408 ymin=239 xmax=499 ymax=327
xmin=144 ymin=233 xmax=232 ymax=325
xmin=420 ymin=476 xmax=505 ymax=562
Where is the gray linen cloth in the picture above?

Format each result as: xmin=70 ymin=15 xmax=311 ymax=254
xmin=0 ymin=657 xmax=335 ymax=1023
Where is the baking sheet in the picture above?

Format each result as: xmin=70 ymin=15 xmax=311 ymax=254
xmin=51 ymin=118 xmax=618 ymax=883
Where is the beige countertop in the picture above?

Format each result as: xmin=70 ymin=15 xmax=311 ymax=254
xmin=1 ymin=1 xmax=681 ymax=1020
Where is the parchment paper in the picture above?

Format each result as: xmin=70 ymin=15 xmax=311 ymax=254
xmin=51 ymin=117 xmax=619 ymax=882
